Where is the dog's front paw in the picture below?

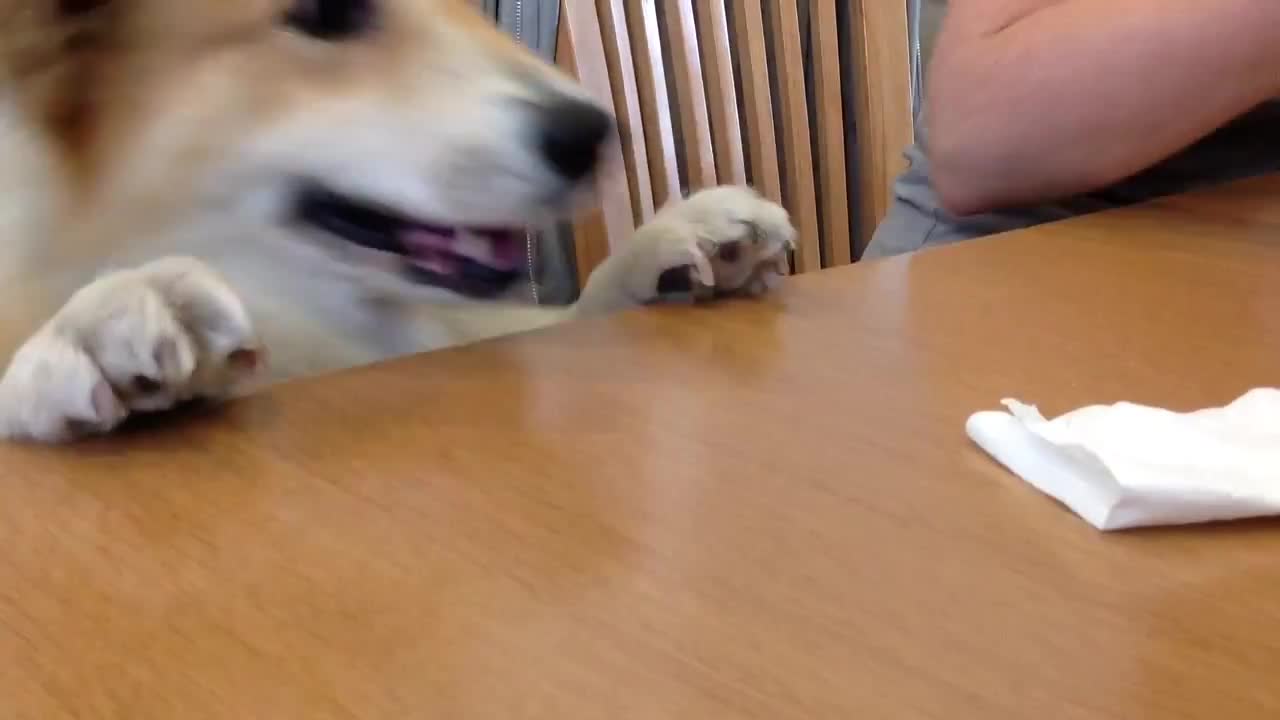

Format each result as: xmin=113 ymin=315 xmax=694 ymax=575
xmin=579 ymin=186 xmax=796 ymax=311
xmin=0 ymin=257 xmax=262 ymax=443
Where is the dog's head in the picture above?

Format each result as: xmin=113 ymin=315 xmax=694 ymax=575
xmin=4 ymin=0 xmax=613 ymax=300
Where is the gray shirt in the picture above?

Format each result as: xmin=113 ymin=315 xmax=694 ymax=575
xmin=864 ymin=100 xmax=1280 ymax=259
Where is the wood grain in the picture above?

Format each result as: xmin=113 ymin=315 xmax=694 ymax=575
xmin=6 ymin=176 xmax=1280 ymax=717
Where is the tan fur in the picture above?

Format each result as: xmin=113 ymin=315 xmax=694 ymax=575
xmin=0 ymin=0 xmax=796 ymax=442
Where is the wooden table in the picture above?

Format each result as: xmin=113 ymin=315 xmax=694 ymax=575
xmin=4 ymin=176 xmax=1280 ymax=718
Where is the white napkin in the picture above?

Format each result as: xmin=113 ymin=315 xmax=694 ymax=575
xmin=966 ymin=388 xmax=1280 ymax=531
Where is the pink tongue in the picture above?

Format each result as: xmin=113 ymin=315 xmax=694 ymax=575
xmin=402 ymin=231 xmax=457 ymax=274
xmin=403 ymin=228 xmax=522 ymax=271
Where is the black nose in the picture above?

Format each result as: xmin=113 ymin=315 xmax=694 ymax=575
xmin=538 ymin=98 xmax=613 ymax=182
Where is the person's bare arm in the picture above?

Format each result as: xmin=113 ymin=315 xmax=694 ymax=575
xmin=928 ymin=0 xmax=1280 ymax=215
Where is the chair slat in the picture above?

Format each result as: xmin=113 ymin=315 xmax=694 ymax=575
xmin=557 ymin=0 xmax=633 ymax=278
xmin=766 ymin=0 xmax=821 ymax=273
xmin=810 ymin=0 xmax=852 ymax=266
xmin=729 ymin=0 xmax=782 ymax=207
xmin=849 ymin=0 xmax=913 ymax=257
xmin=557 ymin=0 xmax=914 ymax=281
xmin=596 ymin=0 xmax=655 ymax=221
xmin=662 ymin=0 xmax=717 ymax=190
xmin=694 ymin=0 xmax=746 ymax=185
xmin=626 ymin=0 xmax=681 ymax=206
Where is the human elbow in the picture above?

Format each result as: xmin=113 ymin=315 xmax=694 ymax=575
xmin=931 ymin=167 xmax=987 ymax=217
xmin=928 ymin=137 xmax=996 ymax=217
xmin=928 ymin=106 xmax=1094 ymax=216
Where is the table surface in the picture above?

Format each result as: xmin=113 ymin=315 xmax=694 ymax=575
xmin=5 ymin=175 xmax=1280 ymax=718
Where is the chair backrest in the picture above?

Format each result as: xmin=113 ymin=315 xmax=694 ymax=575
xmin=556 ymin=0 xmax=914 ymax=282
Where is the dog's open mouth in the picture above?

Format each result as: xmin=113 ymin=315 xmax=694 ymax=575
xmin=293 ymin=184 xmax=524 ymax=298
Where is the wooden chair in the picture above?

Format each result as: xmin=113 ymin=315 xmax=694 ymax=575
xmin=555 ymin=0 xmax=914 ymax=285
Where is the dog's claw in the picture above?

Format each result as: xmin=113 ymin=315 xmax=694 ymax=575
xmin=0 ymin=257 xmax=260 ymax=443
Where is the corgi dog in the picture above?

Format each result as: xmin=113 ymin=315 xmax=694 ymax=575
xmin=0 ymin=0 xmax=796 ymax=443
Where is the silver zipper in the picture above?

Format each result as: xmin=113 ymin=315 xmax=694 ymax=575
xmin=512 ymin=0 xmax=542 ymax=305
